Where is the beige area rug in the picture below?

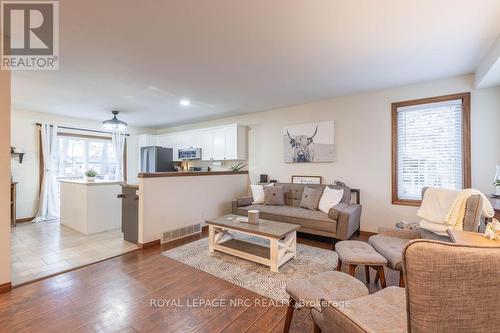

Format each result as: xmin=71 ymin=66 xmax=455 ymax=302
xmin=162 ymin=235 xmax=338 ymax=302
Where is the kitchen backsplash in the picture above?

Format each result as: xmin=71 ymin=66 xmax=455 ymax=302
xmin=179 ymin=159 xmax=248 ymax=172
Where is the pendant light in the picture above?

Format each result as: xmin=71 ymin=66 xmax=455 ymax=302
xmin=102 ymin=111 xmax=127 ymax=131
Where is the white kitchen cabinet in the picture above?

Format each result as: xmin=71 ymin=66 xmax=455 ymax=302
xmin=223 ymin=124 xmax=246 ymax=160
xmin=137 ymin=134 xmax=157 ymax=148
xmin=211 ymin=127 xmax=226 ymax=161
xmin=199 ymin=129 xmax=213 ymax=161
xmin=141 ymin=124 xmax=247 ymax=163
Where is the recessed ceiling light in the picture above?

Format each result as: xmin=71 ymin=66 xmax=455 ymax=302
xmin=180 ymin=99 xmax=191 ymax=106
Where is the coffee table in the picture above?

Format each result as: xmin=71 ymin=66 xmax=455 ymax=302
xmin=206 ymin=214 xmax=301 ymax=272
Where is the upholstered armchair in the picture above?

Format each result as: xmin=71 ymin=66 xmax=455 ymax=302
xmin=311 ymin=240 xmax=500 ymax=333
xmin=368 ymin=187 xmax=483 ymax=286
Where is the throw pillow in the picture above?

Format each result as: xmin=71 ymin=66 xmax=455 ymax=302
xmin=299 ymin=187 xmax=324 ymax=210
xmin=250 ymin=183 xmax=274 ymax=204
xmin=264 ymin=186 xmax=285 ymax=206
xmin=318 ymin=187 xmax=344 ymax=214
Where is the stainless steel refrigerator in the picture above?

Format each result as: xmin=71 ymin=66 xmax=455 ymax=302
xmin=140 ymin=146 xmax=175 ymax=172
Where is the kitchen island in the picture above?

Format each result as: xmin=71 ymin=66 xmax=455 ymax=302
xmin=59 ymin=179 xmax=123 ymax=235
xmin=137 ymin=171 xmax=249 ymax=245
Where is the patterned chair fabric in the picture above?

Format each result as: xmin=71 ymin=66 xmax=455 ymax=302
xmin=310 ymin=240 xmax=500 ymax=333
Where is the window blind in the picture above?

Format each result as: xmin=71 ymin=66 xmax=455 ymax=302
xmin=396 ymin=99 xmax=463 ymax=201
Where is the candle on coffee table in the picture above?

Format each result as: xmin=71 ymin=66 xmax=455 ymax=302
xmin=248 ymin=210 xmax=259 ymax=224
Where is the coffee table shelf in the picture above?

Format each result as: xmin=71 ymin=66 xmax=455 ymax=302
xmin=206 ymin=214 xmax=300 ymax=272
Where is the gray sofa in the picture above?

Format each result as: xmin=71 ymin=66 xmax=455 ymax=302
xmin=232 ymin=183 xmax=362 ymax=244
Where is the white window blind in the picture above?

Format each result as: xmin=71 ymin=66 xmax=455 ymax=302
xmin=396 ymin=99 xmax=463 ymax=201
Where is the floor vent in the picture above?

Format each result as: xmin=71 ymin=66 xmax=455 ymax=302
xmin=162 ymin=223 xmax=201 ymax=243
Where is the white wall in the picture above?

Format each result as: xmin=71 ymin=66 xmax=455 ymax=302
xmin=158 ymin=75 xmax=500 ymax=233
xmin=0 ymin=66 xmax=11 ymax=285
xmin=139 ymin=174 xmax=249 ymax=243
xmin=10 ymin=109 xmax=154 ymax=219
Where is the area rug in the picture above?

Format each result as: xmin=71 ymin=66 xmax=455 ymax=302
xmin=162 ymin=235 xmax=338 ymax=302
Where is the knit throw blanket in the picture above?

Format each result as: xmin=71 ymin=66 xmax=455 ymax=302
xmin=418 ymin=188 xmax=495 ymax=235
xmin=445 ymin=189 xmax=495 ymax=231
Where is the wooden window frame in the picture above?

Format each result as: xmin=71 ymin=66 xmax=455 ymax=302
xmin=391 ymin=92 xmax=471 ymax=206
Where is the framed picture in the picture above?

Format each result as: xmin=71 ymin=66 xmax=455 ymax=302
xmin=291 ymin=175 xmax=322 ymax=185
xmin=284 ymin=121 xmax=334 ymax=163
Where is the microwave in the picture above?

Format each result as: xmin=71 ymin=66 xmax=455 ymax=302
xmin=178 ymin=148 xmax=202 ymax=160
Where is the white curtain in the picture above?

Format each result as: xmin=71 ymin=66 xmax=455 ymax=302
xmin=112 ymin=132 xmax=126 ymax=181
xmin=33 ymin=124 xmax=59 ymax=222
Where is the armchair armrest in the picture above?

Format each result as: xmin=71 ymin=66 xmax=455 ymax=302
xmin=232 ymin=196 xmax=253 ymax=214
xmin=377 ymin=227 xmax=420 ymax=239
xmin=329 ymin=203 xmax=362 ymax=240
xmin=236 ymin=196 xmax=253 ymax=207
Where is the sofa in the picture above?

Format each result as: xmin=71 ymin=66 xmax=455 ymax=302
xmin=232 ymin=183 xmax=362 ymax=243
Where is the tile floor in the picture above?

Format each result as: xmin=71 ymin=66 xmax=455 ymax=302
xmin=11 ymin=221 xmax=138 ymax=285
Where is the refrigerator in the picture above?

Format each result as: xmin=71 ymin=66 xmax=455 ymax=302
xmin=140 ymin=146 xmax=175 ymax=172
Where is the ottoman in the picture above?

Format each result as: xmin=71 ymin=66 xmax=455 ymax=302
xmin=284 ymin=271 xmax=369 ymax=333
xmin=335 ymin=240 xmax=388 ymax=288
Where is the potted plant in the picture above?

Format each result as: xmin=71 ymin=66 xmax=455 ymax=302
xmin=85 ymin=170 xmax=97 ymax=182
xmin=229 ymin=162 xmax=247 ymax=172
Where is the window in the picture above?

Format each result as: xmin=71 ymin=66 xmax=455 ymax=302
xmin=392 ymin=93 xmax=470 ymax=206
xmin=57 ymin=135 xmax=118 ymax=180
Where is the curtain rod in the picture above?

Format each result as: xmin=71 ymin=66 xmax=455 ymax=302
xmin=34 ymin=123 xmax=130 ymax=136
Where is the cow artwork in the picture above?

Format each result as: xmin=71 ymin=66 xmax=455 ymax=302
xmin=283 ymin=121 xmax=335 ymax=163
xmin=286 ymin=126 xmax=318 ymax=162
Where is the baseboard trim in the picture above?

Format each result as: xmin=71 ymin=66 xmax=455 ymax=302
xmin=0 ymin=282 xmax=12 ymax=294
xmin=360 ymin=231 xmax=377 ymax=237
xmin=139 ymin=239 xmax=161 ymax=249
xmin=16 ymin=216 xmax=35 ymax=223
xmin=202 ymin=225 xmax=208 ymax=233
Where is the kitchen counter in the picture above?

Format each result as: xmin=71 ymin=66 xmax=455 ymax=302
xmin=59 ymin=179 xmax=124 ymax=186
xmin=60 ymin=180 xmax=122 ymax=235
xmin=138 ymin=170 xmax=248 ymax=178
xmin=121 ymin=183 xmax=139 ymax=189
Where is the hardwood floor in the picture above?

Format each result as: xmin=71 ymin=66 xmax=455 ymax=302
xmin=0 ymin=231 xmax=399 ymax=332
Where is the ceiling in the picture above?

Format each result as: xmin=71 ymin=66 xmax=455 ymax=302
xmin=11 ymin=0 xmax=500 ymax=128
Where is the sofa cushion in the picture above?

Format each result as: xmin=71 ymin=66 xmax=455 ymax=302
xmin=236 ymin=204 xmax=337 ymax=233
xmin=250 ymin=183 xmax=274 ymax=204
xmin=300 ymin=187 xmax=323 ymax=210
xmin=318 ymin=187 xmax=344 ymax=214
xmin=277 ymin=183 xmax=351 ymax=207
xmin=368 ymin=235 xmax=410 ymax=270
xmin=264 ymin=186 xmax=285 ymax=206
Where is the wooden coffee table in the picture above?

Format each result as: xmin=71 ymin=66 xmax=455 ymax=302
xmin=206 ymin=214 xmax=301 ymax=272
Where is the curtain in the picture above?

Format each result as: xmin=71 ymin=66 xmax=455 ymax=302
xmin=33 ymin=124 xmax=59 ymax=222
xmin=112 ymin=132 xmax=126 ymax=181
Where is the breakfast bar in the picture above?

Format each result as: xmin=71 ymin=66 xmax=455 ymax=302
xmin=137 ymin=171 xmax=249 ymax=245
xmin=59 ymin=179 xmax=123 ymax=235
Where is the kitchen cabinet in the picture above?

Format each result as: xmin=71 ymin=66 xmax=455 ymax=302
xmin=137 ymin=134 xmax=157 ymax=147
xmin=224 ymin=124 xmax=246 ymax=160
xmin=211 ymin=127 xmax=226 ymax=161
xmin=150 ymin=124 xmax=247 ymax=161
xmin=199 ymin=129 xmax=214 ymax=161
